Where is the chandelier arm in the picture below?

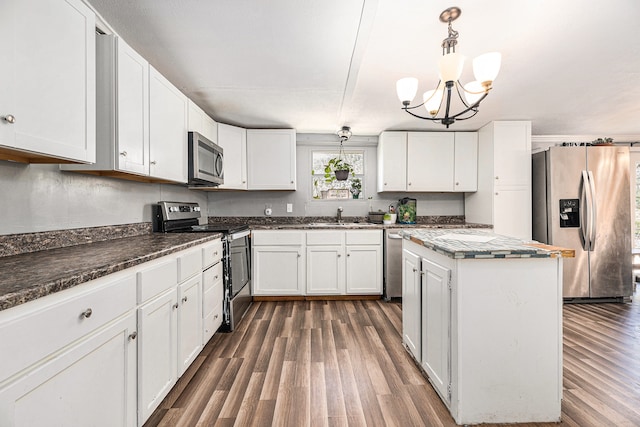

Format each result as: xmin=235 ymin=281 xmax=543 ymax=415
xmin=449 ymin=92 xmax=489 ymax=120
xmin=401 ymin=107 xmax=441 ymax=122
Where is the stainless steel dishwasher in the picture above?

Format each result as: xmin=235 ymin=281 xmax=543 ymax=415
xmin=383 ymin=229 xmax=404 ymax=300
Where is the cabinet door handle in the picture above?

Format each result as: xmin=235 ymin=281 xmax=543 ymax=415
xmin=297 ymin=254 xmax=301 ymax=258
xmin=2 ymin=114 xmax=16 ymax=124
xmin=80 ymin=308 xmax=93 ymax=319
xmin=119 ymin=151 xmax=127 ymax=157
xmin=214 ymin=275 xmax=218 ymax=280
xmin=408 ymin=182 xmax=412 ymax=186
xmin=173 ymin=303 xmax=179 ymax=310
xmin=128 ymin=331 xmax=138 ymax=341
xmin=182 ymin=296 xmax=188 ymax=303
xmin=214 ymin=314 xmax=219 ymax=319
xmin=412 ymin=268 xmax=417 ymax=272
xmin=150 ymin=160 xmax=157 ymax=165
xmin=347 ymin=253 xmax=351 ymax=257
xmin=337 ymin=254 xmax=341 ymax=258
xmin=455 ymin=182 xmax=459 ymax=186
xmin=495 ymin=176 xmax=499 ymax=180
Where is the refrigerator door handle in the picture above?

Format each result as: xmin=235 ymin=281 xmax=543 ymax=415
xmin=580 ymin=170 xmax=592 ymax=250
xmin=587 ymin=170 xmax=597 ymax=251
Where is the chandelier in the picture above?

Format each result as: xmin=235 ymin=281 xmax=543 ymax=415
xmin=396 ymin=6 xmax=501 ymax=128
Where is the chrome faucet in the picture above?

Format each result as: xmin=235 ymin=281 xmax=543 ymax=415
xmin=337 ymin=206 xmax=343 ymax=223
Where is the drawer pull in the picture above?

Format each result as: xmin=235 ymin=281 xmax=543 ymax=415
xmin=214 ymin=275 xmax=219 ymax=280
xmin=182 ymin=296 xmax=188 ymax=303
xmin=173 ymin=303 xmax=178 ymax=310
xmin=213 ymin=251 xmax=218 ymax=256
xmin=128 ymin=331 xmax=138 ymax=341
xmin=214 ymin=314 xmax=218 ymax=319
xmin=80 ymin=308 xmax=93 ymax=319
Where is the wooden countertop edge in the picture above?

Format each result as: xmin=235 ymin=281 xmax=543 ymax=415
xmin=524 ymin=243 xmax=576 ymax=258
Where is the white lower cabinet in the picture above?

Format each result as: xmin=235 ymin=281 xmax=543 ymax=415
xmin=137 ymin=288 xmax=178 ymax=425
xmin=402 ymin=248 xmax=421 ymax=362
xmin=0 ymin=313 xmax=137 ymax=427
xmin=177 ymin=274 xmax=203 ymax=376
xmin=202 ymin=262 xmax=224 ymax=344
xmin=136 ymin=248 xmax=203 ymax=425
xmin=420 ymin=257 xmax=452 ymax=405
xmin=402 ymin=244 xmax=454 ymax=408
xmin=252 ymin=229 xmax=382 ymax=296
xmin=0 ymin=273 xmax=138 ymax=427
xmin=306 ymin=231 xmax=344 ymax=295
xmin=253 ymin=246 xmax=305 ymax=295
xmin=252 ymin=230 xmax=305 ymax=296
xmin=403 ymin=237 xmax=563 ymax=424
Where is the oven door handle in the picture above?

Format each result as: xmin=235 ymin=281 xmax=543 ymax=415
xmin=228 ymin=229 xmax=250 ymax=240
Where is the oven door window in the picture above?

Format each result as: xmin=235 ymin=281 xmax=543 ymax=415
xmin=229 ymin=236 xmax=250 ymax=297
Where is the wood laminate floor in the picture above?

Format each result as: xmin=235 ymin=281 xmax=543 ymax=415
xmin=144 ymin=296 xmax=640 ymax=427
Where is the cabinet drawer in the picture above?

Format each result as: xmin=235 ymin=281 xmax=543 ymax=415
xmin=346 ymin=230 xmax=382 ymax=245
xmin=252 ymin=230 xmax=303 ymax=246
xmin=306 ymin=230 xmax=344 ymax=245
xmin=137 ymin=258 xmax=178 ymax=303
xmin=0 ymin=274 xmax=136 ymax=382
xmin=203 ymin=277 xmax=224 ymax=318
xmin=202 ymin=239 xmax=223 ymax=269
xmin=203 ymin=262 xmax=223 ymax=292
xmin=178 ymin=248 xmax=202 ymax=282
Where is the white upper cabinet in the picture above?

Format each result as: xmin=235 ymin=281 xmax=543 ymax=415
xmin=377 ymin=131 xmax=407 ymax=192
xmin=187 ymin=100 xmax=218 ymax=144
xmin=63 ymin=35 xmax=149 ymax=176
xmin=149 ymin=66 xmax=188 ymax=183
xmin=377 ymin=131 xmax=477 ymax=192
xmin=0 ymin=0 xmax=95 ymax=164
xmin=217 ymin=123 xmax=248 ymax=190
xmin=464 ymin=121 xmax=532 ymax=239
xmin=246 ymin=129 xmax=296 ymax=190
xmin=453 ymin=132 xmax=478 ymax=192
xmin=407 ymin=132 xmax=455 ymax=191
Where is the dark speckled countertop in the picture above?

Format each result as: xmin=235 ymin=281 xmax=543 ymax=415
xmin=0 ymin=233 xmax=221 ymax=312
xmin=0 ymin=216 xmax=490 ymax=313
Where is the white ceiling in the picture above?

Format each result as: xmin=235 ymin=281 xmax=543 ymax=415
xmin=86 ymin=0 xmax=640 ymax=137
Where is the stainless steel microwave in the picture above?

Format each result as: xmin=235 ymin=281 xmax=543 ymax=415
xmin=188 ymin=131 xmax=224 ymax=186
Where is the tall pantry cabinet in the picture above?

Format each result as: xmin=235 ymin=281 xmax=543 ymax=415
xmin=464 ymin=121 xmax=532 ymax=240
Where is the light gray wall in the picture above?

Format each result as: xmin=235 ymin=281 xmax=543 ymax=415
xmin=0 ymin=162 xmax=207 ymax=235
xmin=0 ymin=134 xmax=464 ymax=236
xmin=207 ymin=135 xmax=464 ymax=218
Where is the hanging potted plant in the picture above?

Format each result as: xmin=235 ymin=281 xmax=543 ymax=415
xmin=324 ymin=126 xmax=354 ymax=182
xmin=324 ymin=157 xmax=354 ymax=183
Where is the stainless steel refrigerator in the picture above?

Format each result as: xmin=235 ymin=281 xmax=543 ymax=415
xmin=532 ymin=146 xmax=632 ymax=301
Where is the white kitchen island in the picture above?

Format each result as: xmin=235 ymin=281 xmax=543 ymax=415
xmin=401 ymin=228 xmax=571 ymax=425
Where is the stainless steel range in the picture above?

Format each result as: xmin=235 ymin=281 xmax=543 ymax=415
xmin=153 ymin=201 xmax=251 ymax=331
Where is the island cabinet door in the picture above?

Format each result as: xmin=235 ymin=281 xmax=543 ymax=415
xmin=402 ymin=249 xmax=422 ymax=362
xmin=421 ymin=257 xmax=452 ymax=405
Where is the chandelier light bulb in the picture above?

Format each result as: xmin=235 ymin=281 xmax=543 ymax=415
xmin=396 ymin=77 xmax=419 ymax=105
xmin=438 ymin=52 xmax=465 ymax=82
xmin=423 ymin=89 xmax=443 ymax=116
xmin=473 ymin=52 xmax=501 ymax=87
xmin=463 ymin=81 xmax=485 ymax=106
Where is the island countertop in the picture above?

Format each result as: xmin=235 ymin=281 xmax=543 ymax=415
xmin=400 ymin=228 xmax=574 ymax=259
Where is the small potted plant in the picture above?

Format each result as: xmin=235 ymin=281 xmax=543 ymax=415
xmin=350 ymin=177 xmax=361 ymax=199
xmin=324 ymin=157 xmax=354 ymax=183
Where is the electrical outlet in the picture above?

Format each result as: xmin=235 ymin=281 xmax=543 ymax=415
xmin=286 ymin=203 xmax=293 ymax=213
xmin=265 ymin=204 xmax=272 ymax=216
